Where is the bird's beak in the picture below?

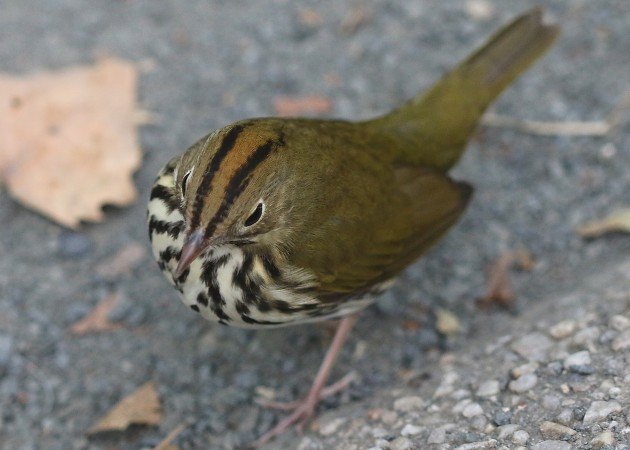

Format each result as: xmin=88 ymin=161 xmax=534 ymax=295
xmin=174 ymin=229 xmax=206 ymax=278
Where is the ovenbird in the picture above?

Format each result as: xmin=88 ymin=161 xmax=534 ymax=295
xmin=148 ymin=8 xmax=558 ymax=445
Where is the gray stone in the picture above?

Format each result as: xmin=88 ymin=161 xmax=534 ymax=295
xmin=462 ymin=402 xmax=484 ymax=418
xmin=510 ymin=362 xmax=539 ymax=378
xmin=497 ymin=424 xmax=519 ymax=439
xmin=492 ymin=410 xmax=512 ymax=426
xmin=319 ymin=417 xmax=346 ymax=436
xmin=470 ymin=415 xmax=487 ymax=431
xmin=427 ymin=427 xmax=446 ymax=444
xmin=563 ymin=350 xmax=591 ymax=369
xmin=545 ymin=361 xmax=563 ymax=376
xmin=476 ymin=380 xmax=500 ymax=397
xmin=511 ymin=430 xmax=529 ymax=445
xmin=611 ymin=330 xmax=630 ymax=351
xmin=532 ymin=441 xmax=572 ymax=450
xmin=508 ymin=373 xmax=538 ymax=393
xmin=549 ymin=320 xmax=576 ymax=339
xmin=590 ymin=430 xmax=615 ymax=449
xmin=583 ymin=400 xmax=622 ymax=423
xmin=454 ymin=440 xmax=498 ymax=450
xmin=389 ymin=436 xmax=414 ymax=450
xmin=542 ymin=394 xmax=561 ymax=410
xmin=609 ymin=314 xmax=630 ymax=331
xmin=393 ymin=396 xmax=424 ymax=412
xmin=400 ymin=424 xmax=422 ymax=436
xmin=572 ymin=327 xmax=601 ymax=350
xmin=572 ymin=406 xmax=587 ymax=421
xmin=570 ymin=364 xmax=595 ymax=375
xmin=511 ymin=333 xmax=553 ymax=361
xmin=539 ymin=421 xmax=576 ymax=439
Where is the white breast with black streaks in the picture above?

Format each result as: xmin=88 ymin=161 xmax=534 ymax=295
xmin=147 ymin=162 xmax=374 ymax=329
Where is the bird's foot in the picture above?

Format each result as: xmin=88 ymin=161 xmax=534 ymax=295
xmin=250 ymin=372 xmax=356 ymax=447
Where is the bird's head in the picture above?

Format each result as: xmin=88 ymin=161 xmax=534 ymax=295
xmin=172 ymin=121 xmax=291 ymax=277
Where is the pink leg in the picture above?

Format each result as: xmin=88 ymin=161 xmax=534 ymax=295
xmin=256 ymin=372 xmax=357 ymax=411
xmin=251 ymin=313 xmax=359 ymax=447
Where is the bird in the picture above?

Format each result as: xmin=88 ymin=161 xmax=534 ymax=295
xmin=147 ymin=7 xmax=558 ymax=446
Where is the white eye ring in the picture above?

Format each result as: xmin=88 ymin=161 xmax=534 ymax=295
xmin=181 ymin=170 xmax=192 ymax=195
xmin=244 ymin=201 xmax=265 ymax=227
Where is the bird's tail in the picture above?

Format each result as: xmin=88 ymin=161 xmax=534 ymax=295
xmin=369 ymin=7 xmax=559 ymax=171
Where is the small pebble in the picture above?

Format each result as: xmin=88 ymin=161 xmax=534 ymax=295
xmin=583 ymin=400 xmax=622 ymax=423
xmin=511 ymin=430 xmax=529 ymax=445
xmin=572 ymin=406 xmax=587 ymax=421
xmin=511 ymin=362 xmax=539 ymax=378
xmin=470 ymin=415 xmax=487 ymax=431
xmin=381 ymin=410 xmax=398 ymax=425
xmin=556 ymin=408 xmax=573 ymax=425
xmin=611 ymin=330 xmax=630 ymax=351
xmin=546 ymin=361 xmax=563 ymax=375
xmin=539 ymin=421 xmax=576 ymax=439
xmin=427 ymin=427 xmax=446 ymax=444
xmin=549 ymin=320 xmax=576 ymax=339
xmin=462 ymin=402 xmax=484 ymax=418
xmin=572 ymin=327 xmax=600 ymax=350
xmin=319 ymin=417 xmax=346 ymax=436
xmin=590 ymin=430 xmax=615 ymax=449
xmin=400 ymin=424 xmax=422 ymax=436
xmin=436 ymin=308 xmax=461 ymax=335
xmin=563 ymin=350 xmax=591 ymax=369
xmin=492 ymin=410 xmax=512 ymax=426
xmin=452 ymin=388 xmax=472 ymax=400
xmin=454 ymin=440 xmax=498 ymax=450
xmin=476 ymin=380 xmax=500 ymax=397
xmin=532 ymin=441 xmax=572 ymax=450
xmin=509 ymin=373 xmax=537 ymax=393
xmin=609 ymin=314 xmax=630 ymax=331
xmin=393 ymin=396 xmax=424 ymax=412
xmin=569 ymin=364 xmax=595 ymax=375
xmin=497 ymin=424 xmax=519 ymax=439
xmin=511 ymin=333 xmax=553 ymax=361
xmin=542 ymin=394 xmax=560 ymax=410
xmin=389 ymin=436 xmax=413 ymax=450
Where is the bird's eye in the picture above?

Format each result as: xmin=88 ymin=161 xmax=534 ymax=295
xmin=181 ymin=170 xmax=192 ymax=196
xmin=244 ymin=202 xmax=264 ymax=227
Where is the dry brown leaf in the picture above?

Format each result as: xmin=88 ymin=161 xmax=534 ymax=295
xmin=70 ymin=292 xmax=121 ymax=335
xmin=96 ymin=242 xmax=147 ymax=279
xmin=274 ymin=95 xmax=332 ymax=117
xmin=0 ymin=57 xmax=141 ymax=228
xmin=578 ymin=209 xmax=630 ymax=238
xmin=477 ymin=252 xmax=516 ymax=310
xmin=89 ymin=381 xmax=162 ymax=434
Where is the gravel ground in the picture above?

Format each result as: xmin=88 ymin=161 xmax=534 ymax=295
xmin=0 ymin=1 xmax=628 ymax=449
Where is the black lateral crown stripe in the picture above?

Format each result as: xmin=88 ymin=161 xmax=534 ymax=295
xmin=191 ymin=124 xmax=246 ymax=229
xmin=204 ymin=138 xmax=276 ymax=238
xmin=150 ymin=184 xmax=180 ymax=212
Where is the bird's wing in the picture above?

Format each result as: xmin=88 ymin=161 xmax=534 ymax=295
xmin=297 ymin=166 xmax=472 ymax=300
